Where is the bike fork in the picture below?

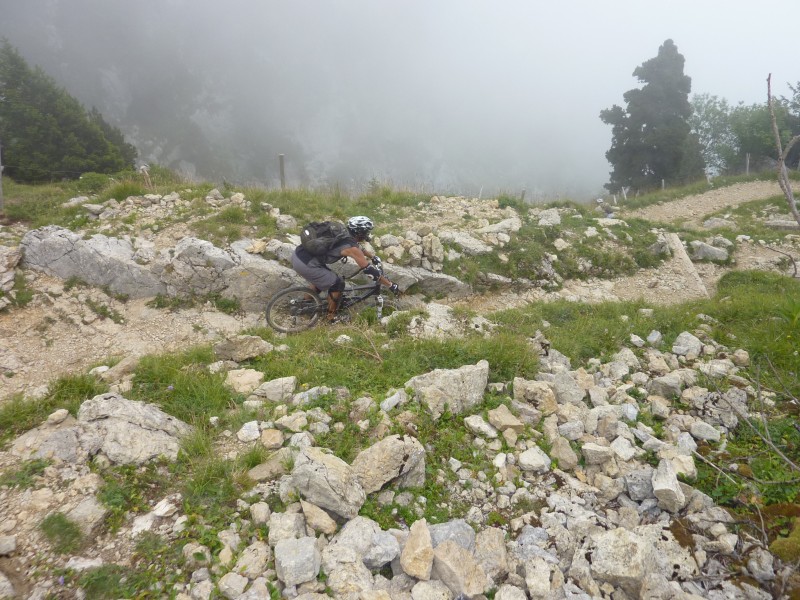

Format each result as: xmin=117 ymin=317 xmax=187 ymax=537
xmin=376 ymin=294 xmax=384 ymax=320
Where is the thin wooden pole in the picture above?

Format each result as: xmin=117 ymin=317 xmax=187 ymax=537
xmin=746 ymin=153 xmax=750 ymax=175
xmin=279 ymin=154 xmax=285 ymax=190
xmin=0 ymin=140 xmax=4 ymax=212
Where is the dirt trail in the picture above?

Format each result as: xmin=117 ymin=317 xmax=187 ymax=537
xmin=0 ymin=277 xmax=261 ymax=401
xmin=624 ymin=180 xmax=783 ymax=227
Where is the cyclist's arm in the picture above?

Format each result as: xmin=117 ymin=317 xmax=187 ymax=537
xmin=340 ymin=246 xmax=394 ymax=287
xmin=340 ymin=246 xmax=370 ymax=268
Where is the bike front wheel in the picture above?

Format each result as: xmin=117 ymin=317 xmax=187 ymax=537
xmin=266 ymin=287 xmax=324 ymax=333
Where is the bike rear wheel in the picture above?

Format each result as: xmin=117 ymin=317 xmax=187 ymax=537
xmin=266 ymin=287 xmax=324 ymax=333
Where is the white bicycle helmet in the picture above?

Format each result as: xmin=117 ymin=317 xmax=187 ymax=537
xmin=347 ymin=216 xmax=374 ymax=240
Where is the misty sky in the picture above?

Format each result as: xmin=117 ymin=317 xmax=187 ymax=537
xmin=0 ymin=0 xmax=796 ymax=199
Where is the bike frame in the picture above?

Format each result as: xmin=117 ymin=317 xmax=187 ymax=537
xmin=335 ymin=268 xmax=385 ymax=319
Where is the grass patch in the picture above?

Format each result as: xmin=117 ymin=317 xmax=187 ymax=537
xmin=78 ymin=565 xmax=151 ymax=599
xmin=708 ymin=271 xmax=800 ymax=395
xmin=97 ymin=462 xmax=174 ymax=531
xmin=127 ymin=346 xmax=236 ymax=423
xmin=444 ymin=204 xmax=667 ymax=286
xmin=40 ymin=513 xmax=83 ymax=554
xmin=0 ymin=374 xmax=108 ymax=446
xmin=0 ymin=458 xmax=50 ymax=489
xmin=250 ymin=329 xmax=537 ymax=402
xmin=146 ymin=292 xmax=242 ymax=315
xmin=182 ymin=456 xmax=248 ymax=514
xmin=0 ymin=273 xmax=35 ymax=309
xmin=86 ymin=298 xmax=124 ymax=323
xmin=711 ymin=196 xmax=800 ymax=243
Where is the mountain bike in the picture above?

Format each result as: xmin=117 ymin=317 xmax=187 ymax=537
xmin=265 ymin=264 xmax=394 ymax=333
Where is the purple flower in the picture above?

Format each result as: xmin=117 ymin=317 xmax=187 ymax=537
xmin=167 ymin=385 xmax=174 ymax=391
xmin=58 ymin=576 xmax=64 ymax=585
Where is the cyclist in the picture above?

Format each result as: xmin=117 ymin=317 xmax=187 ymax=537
xmin=291 ymin=216 xmax=400 ymax=322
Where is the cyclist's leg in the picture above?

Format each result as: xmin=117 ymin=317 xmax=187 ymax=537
xmin=326 ymin=277 xmax=345 ymax=321
xmin=292 ymin=255 xmax=337 ymax=307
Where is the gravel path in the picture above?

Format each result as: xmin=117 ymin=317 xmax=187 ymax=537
xmin=623 ymin=180 xmax=783 ymax=227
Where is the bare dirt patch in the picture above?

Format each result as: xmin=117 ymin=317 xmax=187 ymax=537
xmin=0 ymin=275 xmax=260 ymax=401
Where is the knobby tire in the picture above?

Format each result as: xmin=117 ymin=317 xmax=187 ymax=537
xmin=265 ymin=287 xmax=324 ymax=333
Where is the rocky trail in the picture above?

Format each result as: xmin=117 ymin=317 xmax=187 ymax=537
xmin=1 ymin=181 xmax=797 ymax=402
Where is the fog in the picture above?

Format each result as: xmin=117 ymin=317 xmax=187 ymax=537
xmin=0 ymin=0 xmax=796 ymax=199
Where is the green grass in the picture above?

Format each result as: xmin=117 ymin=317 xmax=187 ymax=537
xmin=0 ymin=165 xmax=187 ymax=231
xmin=40 ymin=513 xmax=83 ymax=554
xmin=146 ymin=292 xmax=242 ymax=315
xmin=126 ymin=346 xmax=237 ymax=424
xmin=0 ymin=458 xmax=50 ymax=489
xmin=0 ymin=374 xmax=108 ymax=446
xmin=707 ymin=271 xmax=800 ymax=393
xmin=244 ymin=185 xmax=427 ymax=229
xmin=443 ymin=204 xmax=669 ymax=287
xmin=78 ymin=565 xmax=153 ymax=599
xmin=97 ymin=462 xmax=174 ymax=531
xmin=0 ymin=272 xmax=35 ymax=309
xmin=249 ymin=328 xmax=537 ymax=401
xmin=76 ymin=530 xmax=185 ymax=599
xmin=86 ymin=298 xmax=124 ymax=323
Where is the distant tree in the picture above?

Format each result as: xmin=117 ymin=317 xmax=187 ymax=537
xmin=690 ymin=85 xmax=799 ymax=177
xmin=768 ymin=74 xmax=800 ymax=229
xmin=689 ymin=94 xmax=738 ymax=176
xmin=782 ymin=81 xmax=800 ymax=170
xmin=600 ymin=39 xmax=705 ymax=192
xmin=0 ymin=39 xmax=136 ymax=183
xmin=726 ymin=101 xmax=793 ymax=173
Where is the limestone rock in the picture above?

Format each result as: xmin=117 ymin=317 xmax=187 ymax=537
xmin=586 ymin=527 xmax=655 ymax=596
xmin=213 ymin=335 xmax=274 ymax=362
xmin=77 ymin=393 xmax=192 ymax=464
xmin=518 ymin=446 xmax=551 ymax=473
xmin=291 ymin=447 xmax=366 ymax=519
xmin=234 ymin=541 xmax=271 ymax=579
xmin=401 ymin=519 xmax=434 ymax=580
xmin=652 ymin=459 xmax=686 ymax=513
xmin=252 ymin=376 xmax=297 ymax=402
xmin=432 ymin=540 xmax=488 ymax=597
xmin=275 ymin=537 xmax=321 ymax=587
xmin=351 ymin=435 xmax=426 ymax=493
xmin=300 ymin=501 xmax=338 ymax=536
xmin=225 ymin=369 xmax=264 ymax=394
xmin=487 ymin=404 xmax=525 ymax=433
xmin=404 ymin=361 xmax=489 ymax=419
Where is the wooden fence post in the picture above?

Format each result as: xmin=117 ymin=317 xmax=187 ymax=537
xmin=279 ymin=154 xmax=285 ymax=190
xmin=0 ymin=140 xmax=4 ymax=212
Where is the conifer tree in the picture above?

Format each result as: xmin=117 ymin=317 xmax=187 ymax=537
xmin=0 ymin=39 xmax=136 ymax=182
xmin=600 ymin=39 xmax=705 ymax=192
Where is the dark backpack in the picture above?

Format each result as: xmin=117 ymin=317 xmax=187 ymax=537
xmin=300 ymin=221 xmax=351 ymax=257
